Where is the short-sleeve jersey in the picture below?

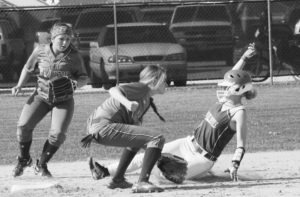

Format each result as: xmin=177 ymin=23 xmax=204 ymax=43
xmin=94 ymin=82 xmax=151 ymax=124
xmin=193 ymin=102 xmax=245 ymax=158
xmin=24 ymin=44 xmax=86 ymax=96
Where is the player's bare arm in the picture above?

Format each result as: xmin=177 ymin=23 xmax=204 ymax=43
xmin=232 ymin=43 xmax=256 ymax=70
xmin=232 ymin=109 xmax=247 ymax=148
xmin=226 ymin=109 xmax=247 ymax=181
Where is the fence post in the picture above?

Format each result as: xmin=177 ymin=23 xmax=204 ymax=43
xmin=267 ymin=0 xmax=273 ymax=85
xmin=113 ymin=0 xmax=119 ymax=86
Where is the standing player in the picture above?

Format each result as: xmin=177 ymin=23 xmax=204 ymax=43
xmin=80 ymin=65 xmax=167 ymax=193
xmin=87 ymin=44 xmax=257 ymax=182
xmin=11 ymin=22 xmax=88 ymax=178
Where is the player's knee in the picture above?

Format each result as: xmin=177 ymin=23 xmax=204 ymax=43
xmin=48 ymin=132 xmax=66 ymax=146
xmin=17 ymin=125 xmax=33 ymax=142
xmin=147 ymin=135 xmax=165 ymax=149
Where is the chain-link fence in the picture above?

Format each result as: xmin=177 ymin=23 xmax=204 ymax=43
xmin=0 ymin=0 xmax=300 ymax=87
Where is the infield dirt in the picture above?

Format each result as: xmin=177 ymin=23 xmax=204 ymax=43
xmin=1 ymin=150 xmax=299 ymax=197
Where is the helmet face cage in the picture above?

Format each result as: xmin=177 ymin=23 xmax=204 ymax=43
xmin=216 ymin=85 xmax=230 ymax=102
xmin=217 ymin=70 xmax=253 ymax=101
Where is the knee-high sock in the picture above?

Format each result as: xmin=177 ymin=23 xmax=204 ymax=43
xmin=19 ymin=141 xmax=32 ymax=159
xmin=113 ymin=148 xmax=137 ymax=181
xmin=39 ymin=140 xmax=59 ymax=166
xmin=138 ymin=147 xmax=161 ymax=182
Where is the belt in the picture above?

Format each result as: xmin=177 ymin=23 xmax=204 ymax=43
xmin=192 ymin=138 xmax=217 ymax=162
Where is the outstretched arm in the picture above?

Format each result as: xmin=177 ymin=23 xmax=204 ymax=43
xmin=225 ymin=110 xmax=247 ymax=181
xmin=232 ymin=43 xmax=256 ymax=70
xmin=11 ymin=67 xmax=31 ymax=96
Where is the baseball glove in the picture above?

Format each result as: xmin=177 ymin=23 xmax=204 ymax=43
xmin=157 ymin=153 xmax=188 ymax=184
xmin=48 ymin=76 xmax=76 ymax=103
xmin=88 ymin=157 xmax=110 ymax=180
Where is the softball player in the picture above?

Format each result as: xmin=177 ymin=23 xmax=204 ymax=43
xmin=81 ymin=65 xmax=167 ymax=193
xmin=89 ymin=44 xmax=257 ymax=182
xmin=11 ymin=22 xmax=87 ymax=178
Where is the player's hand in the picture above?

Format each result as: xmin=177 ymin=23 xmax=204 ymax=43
xmin=126 ymin=101 xmax=139 ymax=112
xmin=80 ymin=134 xmax=94 ymax=148
xmin=224 ymin=166 xmax=239 ymax=182
xmin=11 ymin=86 xmax=22 ymax=96
xmin=242 ymin=43 xmax=256 ymax=60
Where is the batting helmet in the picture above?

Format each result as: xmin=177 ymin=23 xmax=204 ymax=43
xmin=217 ymin=70 xmax=253 ymax=101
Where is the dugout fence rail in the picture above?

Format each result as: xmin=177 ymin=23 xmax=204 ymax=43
xmin=0 ymin=0 xmax=299 ymax=87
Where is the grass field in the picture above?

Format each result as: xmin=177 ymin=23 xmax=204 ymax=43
xmin=1 ymin=82 xmax=300 ymax=165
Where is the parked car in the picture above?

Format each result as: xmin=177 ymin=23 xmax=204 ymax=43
xmin=0 ymin=17 xmax=26 ymax=82
xmin=138 ymin=6 xmax=175 ymax=25
xmin=169 ymin=4 xmax=235 ymax=65
xmin=74 ymin=7 xmax=139 ymax=75
xmin=89 ymin=22 xmax=187 ymax=88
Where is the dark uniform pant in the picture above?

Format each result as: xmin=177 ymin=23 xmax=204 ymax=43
xmin=17 ymin=91 xmax=74 ymax=147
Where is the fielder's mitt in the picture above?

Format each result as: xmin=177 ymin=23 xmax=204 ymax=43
xmin=88 ymin=157 xmax=110 ymax=180
xmin=157 ymin=153 xmax=188 ymax=184
xmin=48 ymin=76 xmax=76 ymax=103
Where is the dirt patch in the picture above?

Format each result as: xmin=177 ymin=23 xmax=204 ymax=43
xmin=1 ymin=150 xmax=300 ymax=197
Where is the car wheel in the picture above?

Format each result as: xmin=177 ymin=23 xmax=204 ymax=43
xmin=90 ymin=68 xmax=102 ymax=88
xmin=3 ymin=53 xmax=14 ymax=82
xmin=174 ymin=80 xmax=187 ymax=87
xmin=103 ymin=80 xmax=116 ymax=90
xmin=166 ymin=79 xmax=171 ymax=86
xmin=99 ymin=59 xmax=110 ymax=89
xmin=83 ymin=56 xmax=91 ymax=77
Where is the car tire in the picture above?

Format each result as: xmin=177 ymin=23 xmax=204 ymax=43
xmin=174 ymin=80 xmax=187 ymax=87
xmin=103 ymin=80 xmax=116 ymax=90
xmin=90 ymin=69 xmax=102 ymax=88
xmin=166 ymin=79 xmax=171 ymax=86
xmin=3 ymin=53 xmax=14 ymax=82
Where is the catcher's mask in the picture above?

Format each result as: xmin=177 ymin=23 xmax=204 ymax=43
xmin=217 ymin=70 xmax=253 ymax=102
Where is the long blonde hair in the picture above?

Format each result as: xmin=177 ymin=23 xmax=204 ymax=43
xmin=139 ymin=65 xmax=167 ymax=88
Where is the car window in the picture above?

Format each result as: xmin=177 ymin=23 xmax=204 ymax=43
xmin=141 ymin=10 xmax=174 ymax=23
xmin=195 ymin=6 xmax=229 ymax=21
xmin=103 ymin=25 xmax=176 ymax=46
xmin=38 ymin=20 xmax=60 ymax=31
xmin=172 ymin=6 xmax=229 ymax=23
xmin=76 ymin=11 xmax=136 ymax=29
xmin=172 ymin=6 xmax=197 ymax=23
xmin=61 ymin=15 xmax=78 ymax=26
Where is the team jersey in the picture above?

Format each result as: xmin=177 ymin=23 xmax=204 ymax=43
xmin=94 ymin=82 xmax=151 ymax=125
xmin=24 ymin=44 xmax=86 ymax=96
xmin=193 ymin=102 xmax=245 ymax=158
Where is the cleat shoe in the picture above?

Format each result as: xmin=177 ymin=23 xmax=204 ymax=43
xmin=132 ymin=181 xmax=164 ymax=193
xmin=107 ymin=178 xmax=133 ymax=189
xmin=88 ymin=157 xmax=110 ymax=180
xmin=34 ymin=160 xmax=52 ymax=178
xmin=12 ymin=156 xmax=32 ymax=177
